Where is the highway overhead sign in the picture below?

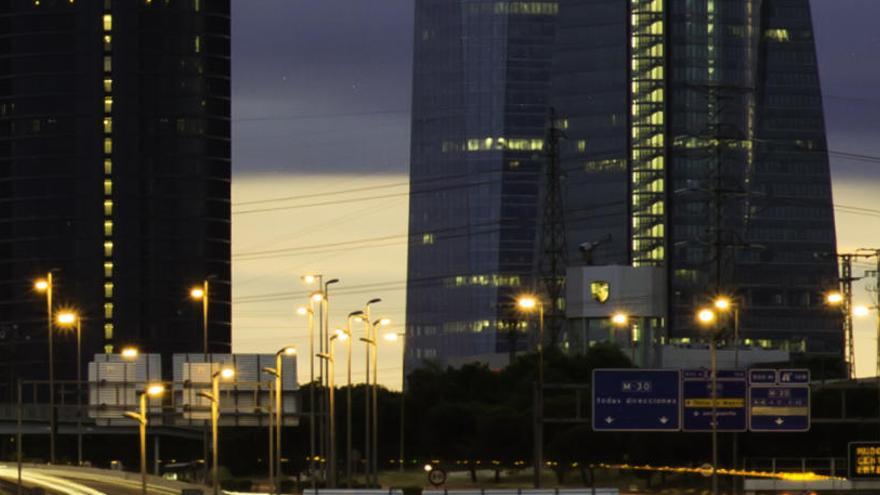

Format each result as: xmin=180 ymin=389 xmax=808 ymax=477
xmin=682 ymin=369 xmax=747 ymax=432
xmin=748 ymin=368 xmax=810 ymax=432
xmin=593 ymin=369 xmax=680 ymax=431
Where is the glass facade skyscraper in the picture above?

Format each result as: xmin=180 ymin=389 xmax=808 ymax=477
xmin=407 ymin=0 xmax=841 ymax=370
xmin=0 ymin=0 xmax=231 ymax=399
xmin=406 ymin=0 xmax=558 ymax=369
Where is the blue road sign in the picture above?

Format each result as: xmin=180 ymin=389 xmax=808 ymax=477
xmin=749 ymin=386 xmax=810 ymax=432
xmin=779 ymin=369 xmax=810 ymax=384
xmin=682 ymin=369 xmax=747 ymax=432
xmin=593 ymin=369 xmax=680 ymax=431
xmin=749 ymin=369 xmax=777 ymax=385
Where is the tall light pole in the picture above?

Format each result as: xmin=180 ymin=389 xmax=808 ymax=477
xmin=697 ymin=307 xmax=719 ymax=495
xmin=263 ymin=346 xmax=295 ymax=495
xmin=342 ymin=311 xmax=362 ymax=487
xmin=124 ymin=384 xmax=164 ymax=495
xmin=34 ymin=274 xmax=56 ymax=464
xmin=190 ymin=281 xmax=210 ymax=358
xmin=322 ymin=277 xmax=340 ymax=483
xmin=359 ymin=298 xmax=381 ymax=486
xmin=318 ymin=333 xmax=341 ymax=487
xmin=517 ymin=295 xmax=544 ymax=488
xmin=56 ymin=311 xmax=83 ymax=465
xmin=190 ymin=281 xmax=211 ymax=484
xmin=198 ymin=367 xmax=235 ymax=495
xmin=610 ymin=312 xmax=633 ymax=363
xmin=370 ymin=316 xmax=390 ymax=486
xmin=297 ymin=303 xmax=318 ymax=487
xmin=382 ymin=332 xmax=406 ymax=473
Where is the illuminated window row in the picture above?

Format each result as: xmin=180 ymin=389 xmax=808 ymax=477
xmin=441 ymin=137 xmax=544 ymax=153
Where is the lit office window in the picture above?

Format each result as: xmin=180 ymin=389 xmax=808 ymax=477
xmin=103 ymin=78 xmax=112 ymax=92
xmin=104 ymin=220 xmax=113 ymax=236
xmin=104 ymin=97 xmax=113 ymax=113
xmin=103 ymin=241 xmax=113 ymax=257
xmin=104 ymin=262 xmax=114 ymax=278
xmin=103 ymin=118 xmax=112 ymax=134
xmin=104 ymin=138 xmax=112 ymax=154
xmin=104 ymin=159 xmax=112 ymax=174
xmin=103 ymin=303 xmax=114 ymax=319
xmin=104 ymin=200 xmax=113 ymax=216
xmin=103 ymin=14 xmax=112 ymax=31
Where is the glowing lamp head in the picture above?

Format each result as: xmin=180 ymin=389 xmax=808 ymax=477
xmin=334 ymin=329 xmax=349 ymax=341
xmin=56 ymin=311 xmax=78 ymax=327
xmin=854 ymin=305 xmax=871 ymax=317
xmin=826 ymin=292 xmax=844 ymax=305
xmin=610 ymin=312 xmax=629 ymax=327
xmin=310 ymin=292 xmax=324 ymax=303
xmin=713 ymin=297 xmax=732 ymax=311
xmin=296 ymin=306 xmax=308 ymax=316
xmin=383 ymin=333 xmax=399 ymax=342
xmin=121 ymin=347 xmax=139 ymax=359
xmin=517 ymin=296 xmax=538 ymax=311
xmin=697 ymin=308 xmax=716 ymax=325
xmin=190 ymin=287 xmax=205 ymax=300
xmin=284 ymin=347 xmax=297 ymax=355
xmin=220 ymin=368 xmax=235 ymax=379
xmin=424 ymin=464 xmax=433 ymax=472
xmin=302 ymin=274 xmax=317 ymax=284
xmin=34 ymin=279 xmax=50 ymax=292
xmin=146 ymin=384 xmax=164 ymax=397
xmin=378 ymin=318 xmax=391 ymax=327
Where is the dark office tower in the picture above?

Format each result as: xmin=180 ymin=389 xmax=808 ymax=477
xmin=406 ymin=1 xmax=558 ymax=369
xmin=0 ymin=0 xmax=231 ymax=398
xmin=554 ymin=0 xmax=840 ymax=357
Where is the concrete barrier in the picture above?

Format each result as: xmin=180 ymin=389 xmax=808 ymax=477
xmin=423 ymin=490 xmax=619 ymax=495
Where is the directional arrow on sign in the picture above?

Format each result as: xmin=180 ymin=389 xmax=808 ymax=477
xmin=605 ymin=416 xmax=614 ymax=424
xmin=659 ymin=416 xmax=669 ymax=424
xmin=775 ymin=418 xmax=784 ymax=426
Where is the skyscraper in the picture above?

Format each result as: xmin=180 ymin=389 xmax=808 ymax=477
xmin=556 ymin=0 xmax=840 ymax=356
xmin=0 ymin=0 xmax=231 ymax=398
xmin=406 ymin=0 xmax=558 ymax=369
xmin=407 ymin=0 xmax=841 ymax=369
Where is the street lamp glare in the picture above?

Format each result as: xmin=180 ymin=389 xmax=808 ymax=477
xmin=34 ymin=279 xmax=49 ymax=292
xmin=713 ymin=297 xmax=732 ymax=311
xmin=190 ymin=287 xmax=205 ymax=300
xmin=121 ymin=347 xmax=139 ymax=359
xmin=310 ymin=292 xmax=324 ymax=303
xmin=697 ymin=308 xmax=716 ymax=325
xmin=296 ymin=306 xmax=307 ymax=316
xmin=826 ymin=292 xmax=843 ymax=305
xmin=335 ymin=329 xmax=348 ymax=341
xmin=302 ymin=274 xmax=317 ymax=284
xmin=146 ymin=384 xmax=164 ymax=397
xmin=424 ymin=464 xmax=433 ymax=472
xmin=378 ymin=318 xmax=391 ymax=327
xmin=854 ymin=305 xmax=871 ymax=317
xmin=383 ymin=333 xmax=399 ymax=342
xmin=517 ymin=296 xmax=538 ymax=310
xmin=284 ymin=346 xmax=297 ymax=355
xmin=611 ymin=312 xmax=628 ymax=327
xmin=220 ymin=367 xmax=235 ymax=379
xmin=57 ymin=311 xmax=78 ymax=326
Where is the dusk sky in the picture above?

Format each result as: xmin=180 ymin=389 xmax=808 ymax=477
xmin=229 ymin=0 xmax=880 ymax=385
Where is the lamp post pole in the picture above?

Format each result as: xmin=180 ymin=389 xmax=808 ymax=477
xmin=198 ymin=368 xmax=234 ymax=495
xmin=124 ymin=385 xmax=163 ymax=495
xmin=75 ymin=317 xmax=82 ymax=465
xmin=345 ymin=312 xmax=362 ymax=487
xmin=35 ymin=274 xmax=56 ymax=464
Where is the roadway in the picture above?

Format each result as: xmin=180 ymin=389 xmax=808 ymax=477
xmin=0 ymin=464 xmax=205 ymax=495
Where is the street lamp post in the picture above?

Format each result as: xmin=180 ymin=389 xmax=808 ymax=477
xmin=371 ymin=316 xmax=390 ymax=486
xmin=198 ymin=367 xmax=235 ymax=495
xmin=318 ymin=334 xmax=340 ymax=487
xmin=298 ymin=302 xmax=318 ymax=487
xmin=263 ymin=346 xmax=295 ymax=495
xmin=697 ymin=307 xmax=719 ymax=495
xmin=610 ymin=312 xmax=633 ymax=363
xmin=34 ymin=274 xmax=56 ymax=464
xmin=124 ymin=384 xmax=164 ymax=495
xmin=360 ymin=298 xmax=381 ymax=486
xmin=517 ymin=295 xmax=544 ymax=489
xmin=190 ymin=281 xmax=210 ymax=358
xmin=56 ymin=311 xmax=83 ymax=465
xmin=342 ymin=311 xmax=363 ymax=487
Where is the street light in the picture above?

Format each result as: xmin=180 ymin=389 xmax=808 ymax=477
xmin=517 ymin=294 xmax=544 ymax=488
xmin=189 ymin=281 xmax=210 ymax=358
xmin=198 ymin=367 xmax=235 ymax=495
xmin=34 ymin=273 xmax=56 ymax=464
xmin=610 ymin=312 xmax=634 ymax=362
xmin=713 ymin=296 xmax=741 ymax=368
xmin=263 ymin=346 xmax=295 ymax=495
xmin=826 ymin=291 xmax=844 ymax=305
xmin=317 ymin=334 xmax=340 ymax=488
xmin=124 ymin=384 xmax=164 ymax=495
xmin=359 ymin=298 xmax=381 ymax=486
xmin=56 ymin=310 xmax=84 ymax=466
xmin=342 ymin=311 xmax=362 ymax=487
xmin=121 ymin=346 xmax=139 ymax=359
xmin=696 ymin=307 xmax=719 ymax=495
